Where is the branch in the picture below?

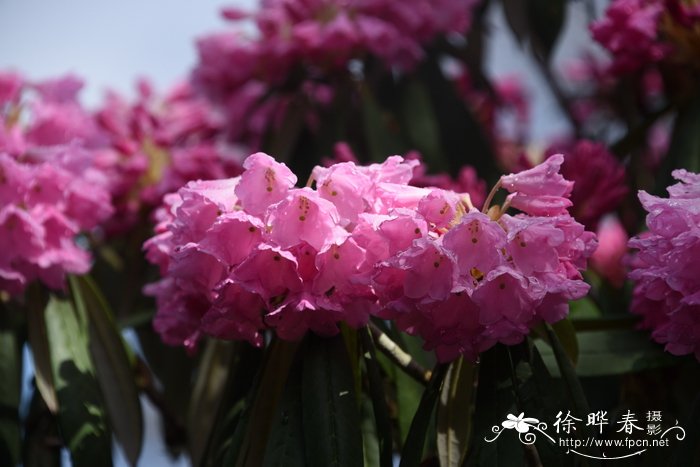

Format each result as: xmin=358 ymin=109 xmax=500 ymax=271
xmin=368 ymin=322 xmax=432 ymax=386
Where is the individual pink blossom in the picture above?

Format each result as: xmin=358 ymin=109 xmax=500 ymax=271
xmin=629 ymin=170 xmax=700 ymax=359
xmin=500 ymin=154 xmax=574 ymax=216
xmin=591 ymin=216 xmax=628 ymax=287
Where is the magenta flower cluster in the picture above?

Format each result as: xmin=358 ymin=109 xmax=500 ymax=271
xmin=629 ymin=170 xmax=700 ymax=359
xmin=94 ymin=80 xmax=245 ymax=232
xmin=590 ymin=0 xmax=671 ymax=75
xmin=144 ymin=152 xmax=596 ymax=361
xmin=195 ymin=0 xmax=478 ymax=89
xmin=547 ymin=140 xmax=628 ymax=231
xmin=0 ymin=73 xmax=112 ymax=295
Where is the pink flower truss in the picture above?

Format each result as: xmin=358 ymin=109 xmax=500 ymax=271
xmin=94 ymin=79 xmax=244 ymax=231
xmin=145 ymin=152 xmax=596 ymax=363
xmin=192 ymin=1 xmax=479 ymax=142
xmin=0 ymin=73 xmax=113 ymax=295
xmin=546 ymin=140 xmax=628 ymax=231
xmin=590 ymin=0 xmax=671 ymax=75
xmin=375 ymin=154 xmax=597 ymax=361
xmin=629 ymin=170 xmax=700 ymax=359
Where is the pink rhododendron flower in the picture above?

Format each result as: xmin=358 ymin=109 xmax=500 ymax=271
xmin=591 ymin=216 xmax=628 ymax=287
xmin=0 ymin=73 xmax=113 ymax=295
xmin=192 ymin=1 xmax=480 ymax=147
xmin=629 ymin=170 xmax=700 ymax=359
xmin=94 ymin=79 xmax=244 ymax=232
xmin=145 ymin=152 xmax=595 ymax=362
xmin=591 ymin=0 xmax=671 ymax=75
xmin=546 ymin=140 xmax=628 ymax=230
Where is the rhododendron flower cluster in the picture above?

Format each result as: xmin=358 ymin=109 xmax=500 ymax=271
xmin=0 ymin=73 xmax=113 ymax=295
xmin=591 ymin=0 xmax=700 ymax=76
xmin=591 ymin=0 xmax=671 ymax=75
xmin=193 ymin=0 xmax=479 ymax=143
xmin=629 ymin=170 xmax=700 ymax=359
xmin=195 ymin=0 xmax=478 ymax=90
xmin=144 ymin=152 xmax=596 ymax=362
xmin=545 ymin=140 xmax=628 ymax=230
xmin=94 ymin=80 xmax=244 ymax=230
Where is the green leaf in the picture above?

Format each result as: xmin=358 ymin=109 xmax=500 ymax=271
xmin=436 ymin=357 xmax=477 ymax=467
xmin=670 ymin=392 xmax=700 ymax=467
xmin=543 ymin=324 xmax=590 ymax=416
xmin=201 ymin=344 xmax=262 ymax=467
xmin=23 ymin=389 xmax=61 ymax=467
xmin=44 ymin=295 xmax=112 ymax=467
xmin=657 ymin=93 xmax=700 ymax=195
xmin=228 ymin=340 xmax=299 ymax=467
xmin=188 ymin=339 xmax=237 ymax=467
xmin=26 ymin=286 xmax=58 ymax=414
xmin=568 ymin=297 xmax=602 ymax=320
xmin=263 ymin=96 xmax=306 ymax=164
xmin=415 ymin=55 xmax=500 ymax=183
xmin=69 ymin=275 xmax=143 ymax=465
xmin=360 ymin=84 xmax=407 ymax=162
xmin=360 ymin=395 xmax=380 ymax=467
xmin=262 ymin=354 xmax=306 ymax=467
xmin=0 ymin=309 xmax=22 ymax=467
xmin=360 ymin=327 xmax=393 ymax=467
xmin=398 ymin=78 xmax=445 ymax=171
xmin=398 ymin=364 xmax=447 ymax=467
xmin=502 ymin=0 xmax=530 ymax=45
xmin=301 ymin=333 xmax=363 ymax=467
xmin=466 ymin=346 xmax=523 ymax=467
xmin=394 ymin=335 xmax=428 ymax=444
xmin=527 ymin=0 xmax=566 ymax=60
xmin=135 ymin=324 xmax=193 ymax=453
xmin=535 ymin=329 xmax=679 ymax=377
xmin=533 ymin=318 xmax=579 ymax=365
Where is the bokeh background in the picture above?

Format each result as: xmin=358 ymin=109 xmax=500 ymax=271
xmin=0 ymin=1 xmax=607 ymax=465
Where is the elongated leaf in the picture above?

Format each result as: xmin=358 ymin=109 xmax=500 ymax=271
xmin=502 ymin=0 xmax=530 ymax=45
xmin=44 ymin=295 xmax=112 ymax=467
xmin=436 ymin=357 xmax=477 ymax=467
xmin=416 ymin=55 xmax=500 ymax=183
xmin=23 ymin=389 xmax=61 ymax=467
xmin=392 ymin=332 xmax=433 ymax=444
xmin=527 ymin=0 xmax=566 ymax=60
xmin=670 ymin=392 xmax=700 ymax=467
xmin=466 ymin=346 xmax=523 ymax=467
xmin=69 ymin=275 xmax=143 ymax=466
xmin=398 ymin=78 xmax=445 ymax=171
xmin=532 ymin=318 xmax=579 ymax=365
xmin=202 ymin=345 xmax=262 ymax=467
xmin=361 ymin=85 xmax=407 ymax=162
xmin=262 ymin=354 xmax=306 ymax=467
xmin=0 ymin=310 xmax=22 ymax=466
xmin=543 ymin=324 xmax=601 ymax=461
xmin=535 ymin=329 xmax=678 ymax=377
xmin=26 ymin=287 xmax=57 ymax=414
xmin=399 ymin=364 xmax=447 ymax=467
xmin=188 ymin=339 xmax=237 ymax=467
xmin=360 ymin=328 xmax=393 ymax=467
xmin=302 ymin=333 xmax=363 ymax=467
xmin=658 ymin=93 xmax=700 ymax=194
xmin=231 ymin=340 xmax=299 ymax=467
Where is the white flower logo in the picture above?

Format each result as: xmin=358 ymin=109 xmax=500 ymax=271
xmin=502 ymin=412 xmax=540 ymax=433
